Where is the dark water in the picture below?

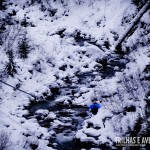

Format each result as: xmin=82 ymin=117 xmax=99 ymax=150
xmin=25 ymin=100 xmax=89 ymax=150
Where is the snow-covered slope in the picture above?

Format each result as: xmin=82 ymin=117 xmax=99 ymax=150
xmin=0 ymin=0 xmax=149 ymax=149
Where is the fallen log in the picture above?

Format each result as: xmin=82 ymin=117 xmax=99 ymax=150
xmin=115 ymin=1 xmax=150 ymax=54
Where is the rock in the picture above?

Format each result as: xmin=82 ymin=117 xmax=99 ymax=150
xmin=45 ymin=112 xmax=56 ymax=120
xmin=83 ymin=128 xmax=100 ymax=137
xmin=87 ymin=122 xmax=94 ymax=128
xmin=114 ymin=66 xmax=119 ymax=71
xmin=35 ymin=109 xmax=49 ymax=116
xmin=52 ymin=120 xmax=65 ymax=128
xmin=64 ymin=100 xmax=70 ymax=105
xmin=26 ymin=136 xmax=39 ymax=149
xmin=52 ymin=143 xmax=58 ymax=147
xmin=74 ymin=93 xmax=80 ymax=97
xmin=49 ymin=130 xmax=56 ymax=136
xmin=55 ymin=96 xmax=71 ymax=104
xmin=85 ymin=45 xmax=106 ymax=60
xmin=51 ymin=87 xmax=59 ymax=94
xmin=124 ymin=105 xmax=136 ymax=112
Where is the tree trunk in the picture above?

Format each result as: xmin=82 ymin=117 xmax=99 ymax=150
xmin=115 ymin=1 xmax=150 ymax=54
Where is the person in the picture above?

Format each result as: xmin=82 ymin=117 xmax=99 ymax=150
xmin=89 ymin=100 xmax=101 ymax=115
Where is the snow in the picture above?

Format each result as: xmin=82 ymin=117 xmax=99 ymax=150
xmin=52 ymin=120 xmax=65 ymax=128
xmin=45 ymin=112 xmax=56 ymax=120
xmin=80 ymin=87 xmax=89 ymax=93
xmin=26 ymin=136 xmax=39 ymax=147
xmin=76 ymin=108 xmax=115 ymax=145
xmin=55 ymin=96 xmax=71 ymax=103
xmin=115 ymin=0 xmax=150 ymax=49
xmin=35 ymin=109 xmax=49 ymax=116
xmin=83 ymin=128 xmax=101 ymax=137
xmin=0 ymin=0 xmax=149 ymax=149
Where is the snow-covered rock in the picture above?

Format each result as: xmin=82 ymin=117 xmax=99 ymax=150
xmin=114 ymin=66 xmax=119 ymax=71
xmin=35 ymin=109 xmax=49 ymax=116
xmin=83 ymin=128 xmax=101 ymax=137
xmin=26 ymin=136 xmax=39 ymax=149
xmin=52 ymin=120 xmax=65 ymax=128
xmin=45 ymin=112 xmax=56 ymax=120
xmin=55 ymin=96 xmax=71 ymax=105
xmin=85 ymin=45 xmax=106 ymax=60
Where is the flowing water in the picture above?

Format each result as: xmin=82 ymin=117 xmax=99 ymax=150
xmin=24 ymin=54 xmax=129 ymax=149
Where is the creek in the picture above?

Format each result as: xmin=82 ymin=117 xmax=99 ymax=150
xmin=24 ymin=53 xmax=129 ymax=149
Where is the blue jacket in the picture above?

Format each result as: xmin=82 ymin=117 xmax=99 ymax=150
xmin=89 ymin=103 xmax=101 ymax=115
xmin=89 ymin=103 xmax=101 ymax=110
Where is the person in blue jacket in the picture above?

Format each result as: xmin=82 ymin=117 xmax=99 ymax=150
xmin=89 ymin=99 xmax=101 ymax=115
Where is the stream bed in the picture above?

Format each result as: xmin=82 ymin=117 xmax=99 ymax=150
xmin=24 ymin=54 xmax=129 ymax=149
xmin=25 ymin=100 xmax=89 ymax=150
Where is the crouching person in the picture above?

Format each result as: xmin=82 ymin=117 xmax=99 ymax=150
xmin=89 ymin=99 xmax=101 ymax=115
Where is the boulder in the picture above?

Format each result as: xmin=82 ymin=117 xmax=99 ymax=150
xmin=35 ymin=109 xmax=49 ymax=116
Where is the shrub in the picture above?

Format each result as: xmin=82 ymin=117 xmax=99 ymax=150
xmin=131 ymin=0 xmax=147 ymax=7
xmin=18 ymin=36 xmax=30 ymax=59
xmin=0 ymin=0 xmax=6 ymax=10
xmin=5 ymin=50 xmax=17 ymax=77
xmin=0 ymin=130 xmax=10 ymax=150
